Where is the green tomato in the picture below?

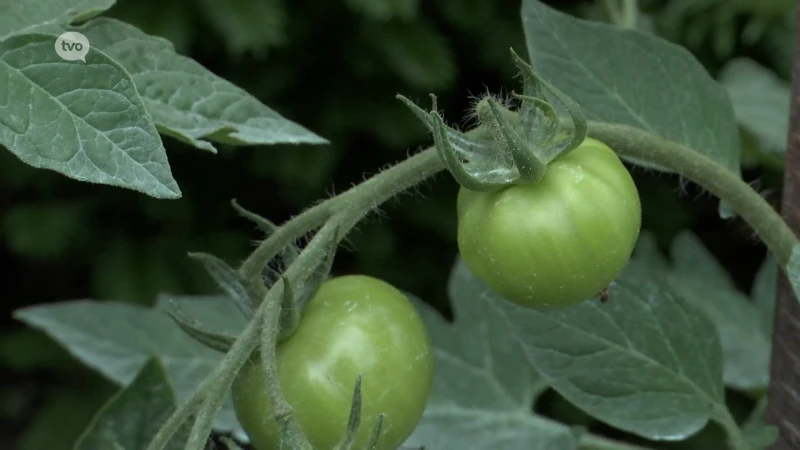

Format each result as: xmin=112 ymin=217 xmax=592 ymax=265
xmin=231 ymin=275 xmax=434 ymax=450
xmin=456 ymin=137 xmax=641 ymax=309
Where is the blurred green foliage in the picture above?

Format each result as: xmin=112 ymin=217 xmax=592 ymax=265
xmin=0 ymin=0 xmax=792 ymax=448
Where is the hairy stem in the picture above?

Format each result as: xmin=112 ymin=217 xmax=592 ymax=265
xmin=159 ymin=167 xmax=425 ymax=449
xmin=181 ymin=298 xmax=266 ymax=450
xmin=711 ymin=404 xmax=749 ymax=450
xmin=145 ymin=373 xmax=216 ymax=450
xmin=147 ymin=293 xmax=265 ymax=450
xmin=241 ymin=117 xmax=796 ymax=291
xmin=260 ymin=277 xmax=309 ymax=449
xmin=586 ymin=121 xmax=797 ymax=266
xmin=256 ymin=219 xmax=351 ymax=449
xmin=602 ymin=0 xmax=637 ymax=29
xmin=238 ymin=147 xmax=449 ymax=282
xmin=621 ymin=0 xmax=637 ymax=29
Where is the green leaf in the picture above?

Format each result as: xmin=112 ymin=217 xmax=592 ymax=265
xmin=788 ymin=245 xmax=800 ymax=305
xmin=521 ymin=0 xmax=740 ymax=217
xmin=16 ymin=387 xmax=113 ymax=450
xmin=743 ymin=423 xmax=779 ymax=450
xmin=0 ymin=0 xmax=115 ymax=40
xmin=741 ymin=396 xmax=779 ymax=450
xmin=197 ymin=0 xmax=287 ymax=56
xmin=403 ymin=271 xmax=579 ymax=450
xmin=166 ymin=303 xmax=236 ymax=354
xmin=189 ymin=252 xmax=256 ymax=318
xmin=752 ymin=255 xmax=778 ymax=337
xmin=76 ymin=18 xmax=327 ymax=152
xmin=631 ymin=231 xmax=771 ymax=392
xmin=719 ymin=58 xmax=790 ymax=154
xmin=75 ymin=357 xmax=190 ymax=450
xmin=13 ymin=295 xmax=247 ymax=433
xmin=501 ymin=257 xmax=725 ymax=441
xmin=160 ymin=295 xmax=247 ymax=337
xmin=344 ymin=0 xmax=418 ymax=20
xmin=0 ymin=33 xmax=181 ymax=199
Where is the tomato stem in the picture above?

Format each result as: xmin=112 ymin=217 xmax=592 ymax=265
xmin=237 ymin=132 xmax=452 ymax=285
xmin=259 ymin=277 xmax=313 ymax=449
xmin=585 ymin=121 xmax=797 ymax=267
xmin=710 ymin=403 xmax=750 ymax=450
xmin=241 ymin=113 xmax=796 ymax=303
xmin=602 ymin=0 xmax=637 ymax=29
xmin=181 ymin=304 xmax=264 ymax=450
xmin=145 ymin=300 xmax=261 ymax=450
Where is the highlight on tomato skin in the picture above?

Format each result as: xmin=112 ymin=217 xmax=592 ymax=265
xmin=456 ymin=137 xmax=642 ymax=310
xmin=231 ymin=274 xmax=434 ymax=450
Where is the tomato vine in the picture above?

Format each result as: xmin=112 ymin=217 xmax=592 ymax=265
xmin=144 ymin=71 xmax=799 ymax=450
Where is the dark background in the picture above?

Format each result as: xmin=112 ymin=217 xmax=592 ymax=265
xmin=1 ymin=0 xmax=794 ymax=448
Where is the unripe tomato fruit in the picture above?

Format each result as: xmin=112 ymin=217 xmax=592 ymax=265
xmin=231 ymin=275 xmax=434 ymax=450
xmin=457 ymin=137 xmax=641 ymax=309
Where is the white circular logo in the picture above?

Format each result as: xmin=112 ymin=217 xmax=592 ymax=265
xmin=55 ymin=32 xmax=90 ymax=62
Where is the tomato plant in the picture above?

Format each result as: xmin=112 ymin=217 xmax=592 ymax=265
xmin=7 ymin=0 xmax=800 ymax=450
xmin=456 ymin=137 xmax=641 ymax=309
xmin=231 ymin=275 xmax=433 ymax=450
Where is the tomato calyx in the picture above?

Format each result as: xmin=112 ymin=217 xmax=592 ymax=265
xmin=166 ymin=299 xmax=236 ymax=353
xmin=474 ymin=95 xmax=547 ymax=183
xmin=336 ymin=373 xmax=387 ymax=450
xmin=397 ymin=48 xmax=588 ymax=192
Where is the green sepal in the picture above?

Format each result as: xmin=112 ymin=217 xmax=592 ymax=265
xmin=165 ymin=300 xmax=235 ymax=353
xmin=188 ymin=252 xmax=257 ymax=318
xmin=295 ymin=226 xmax=340 ymax=311
xmin=231 ymin=199 xmax=301 ymax=286
xmin=509 ymin=48 xmax=587 ymax=162
xmin=231 ymin=198 xmax=279 ymax=234
xmin=365 ymin=414 xmax=385 ymax=450
xmin=515 ymin=94 xmax=559 ymax=146
xmin=276 ymin=276 xmax=300 ymax=343
xmin=395 ymin=94 xmax=493 ymax=162
xmin=429 ymin=100 xmax=505 ymax=192
xmin=511 ymin=47 xmax=546 ymax=143
xmin=259 ymin=279 xmax=314 ymax=450
xmin=277 ymin=226 xmax=341 ymax=342
xmin=481 ymin=98 xmax=546 ymax=182
xmin=397 ymin=94 xmax=523 ymax=190
xmin=335 ymin=374 xmax=364 ymax=450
